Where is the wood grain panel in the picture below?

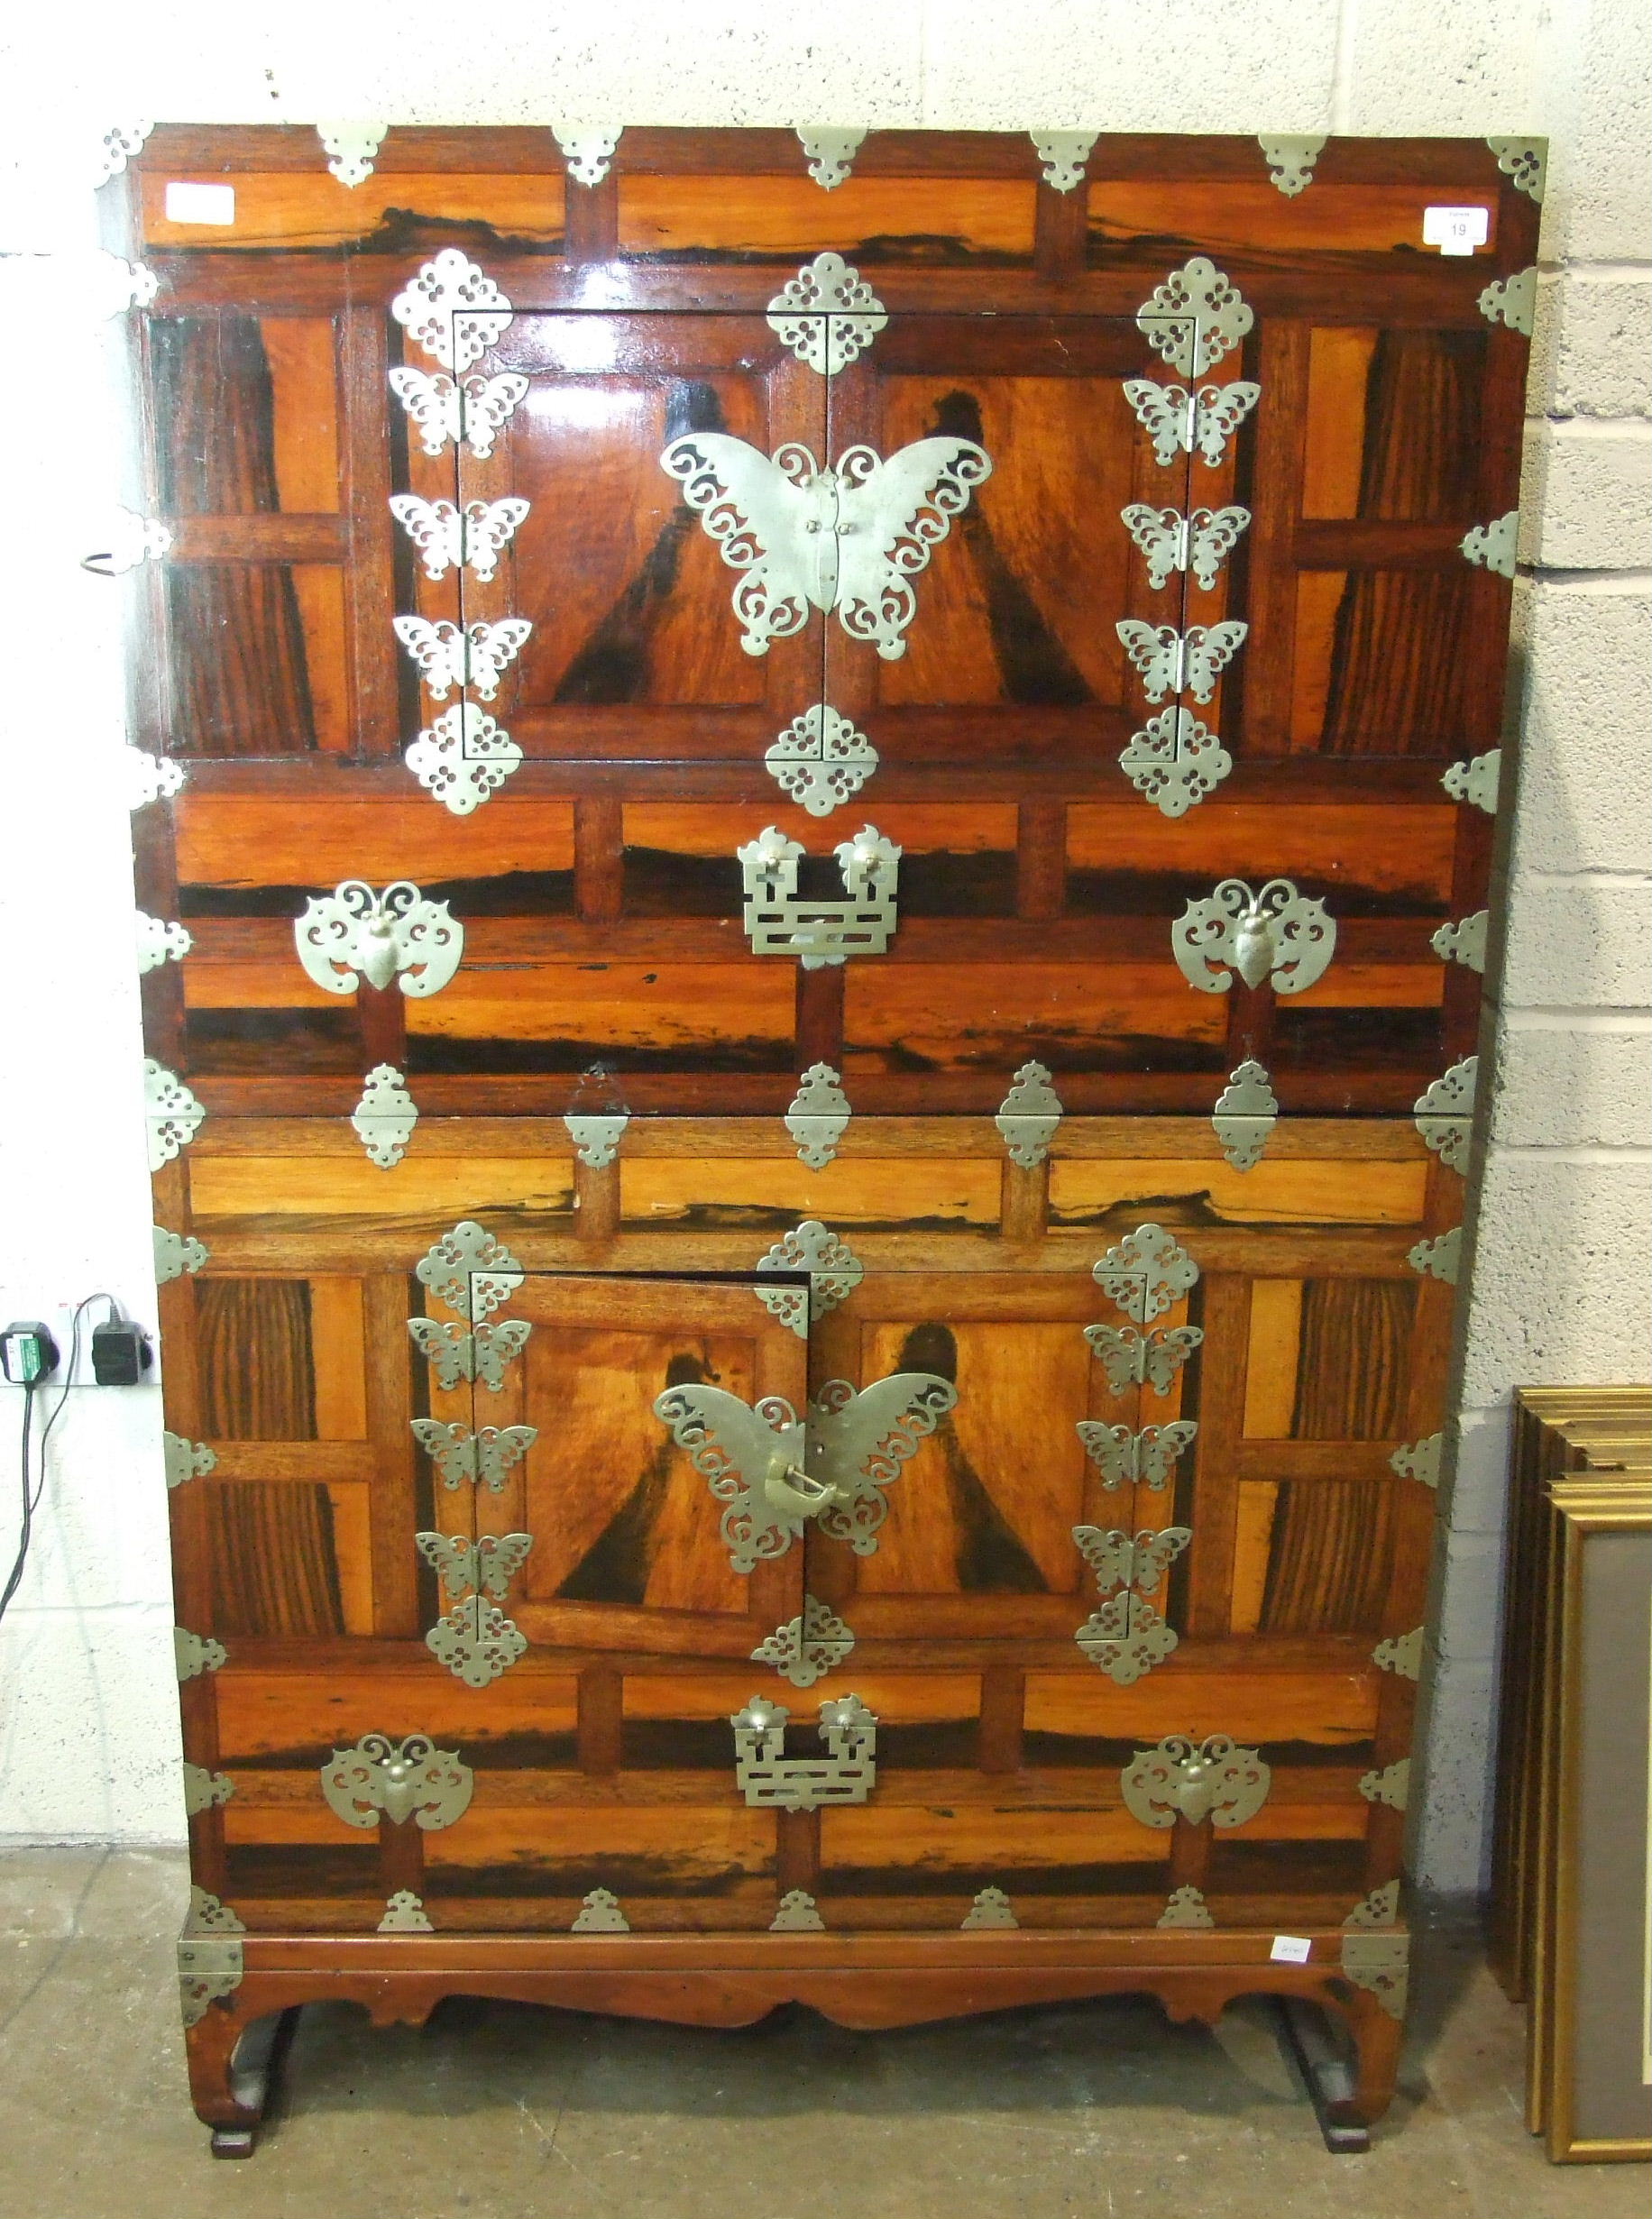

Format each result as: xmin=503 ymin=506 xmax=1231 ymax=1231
xmin=204 ymin=1483 xmax=344 ymax=1636
xmin=197 ymin=1279 xmax=315 ymax=1436
xmin=403 ymin=967 xmax=794 ymax=1054
xmin=175 ymin=797 xmax=577 ymax=884
xmin=188 ymin=1157 xmax=577 ymax=1220
xmin=619 ymin=1158 xmax=1004 ymax=1228
xmin=624 ymin=1673 xmax=983 ymax=1722
xmin=216 ymin=1667 xmax=581 ymax=1759
xmin=1023 ymin=1672 xmax=1379 ymax=1744
xmin=1243 ymin=1280 xmax=1305 ymax=1436
xmin=307 ymin=1278 xmax=366 ymax=1439
xmin=142 ymin=171 xmax=566 ymax=250
xmin=821 ymin=1805 xmax=1157 ymax=1873
xmin=1050 ymin=1160 xmax=1427 ymax=1227
xmin=1088 ymin=182 xmax=1497 ymax=256
xmin=623 ymin=802 xmax=1018 ymax=856
xmin=619 ymin=175 xmax=1035 ymax=257
xmin=1301 ymin=328 xmax=1378 ymax=518
xmin=843 ymin=966 xmax=1224 ymax=1068
xmin=1064 ymin=801 xmax=1455 ymax=903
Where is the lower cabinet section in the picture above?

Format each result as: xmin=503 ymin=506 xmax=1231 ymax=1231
xmin=161 ymin=1119 xmax=1442 ymax=2147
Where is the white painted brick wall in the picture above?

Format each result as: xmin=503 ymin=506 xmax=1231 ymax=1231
xmin=0 ymin=4 xmax=1647 ymax=1907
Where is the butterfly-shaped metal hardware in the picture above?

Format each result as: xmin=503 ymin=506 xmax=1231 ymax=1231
xmin=1072 ymin=1524 xmax=1192 ymax=1684
xmin=407 ymin=1318 xmax=532 ymax=1391
xmin=1135 ymin=258 xmax=1254 ymax=379
xmin=1073 ymin=1525 xmax=1192 ymax=1596
xmin=1171 ymin=877 xmax=1337 ymax=996
xmin=1093 ymin=1224 xmax=1199 ymax=1325
xmin=416 ymin=1530 xmax=535 ymax=1603
xmin=389 ymin=494 xmax=530 ymax=583
xmin=659 ymin=434 xmax=991 ymax=660
xmin=1124 ymin=379 xmax=1261 ymax=468
xmin=387 ymin=366 xmax=529 ymax=459
xmin=1076 ymin=1419 xmax=1199 ymax=1491
xmin=393 ymin=617 xmax=534 ymax=701
xmin=408 ymin=1419 xmax=538 ymax=1492
xmin=1121 ymin=503 xmax=1252 ymax=591
xmin=1121 ymin=1732 xmax=1271 ymax=1829
xmin=390 ymin=250 xmax=513 ymax=373
xmin=807 ymin=1374 xmax=959 ymax=1555
xmin=1085 ymin=1324 xmax=1205 ymax=1397
xmin=292 ymin=880 xmax=463 ymax=998
xmin=653 ymin=1386 xmax=816 ymax=1575
xmin=1115 ymin=619 xmax=1248 ymax=705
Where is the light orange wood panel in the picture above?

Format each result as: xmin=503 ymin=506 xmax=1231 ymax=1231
xmin=618 ymin=175 xmax=1036 ymax=256
xmin=821 ymin=1805 xmax=1156 ymax=1869
xmin=519 ymin=1324 xmax=758 ymax=1617
xmin=222 ymin=1806 xmax=343 ymax=1844
xmin=1229 ymin=1481 xmax=1282 ymax=1636
xmin=1049 ymin=1159 xmax=1427 ymax=1228
xmin=1244 ymin=1280 xmax=1306 ymax=1435
xmin=1290 ymin=572 xmax=1351 ymax=748
xmin=261 ymin=317 xmax=339 ymax=509
xmin=142 ymin=170 xmax=566 ymax=249
xmin=405 ymin=967 xmax=794 ymax=1049
xmin=1023 ymin=1672 xmax=1380 ymax=1744
xmin=1064 ymin=802 xmax=1456 ymax=901
xmin=1088 ymin=182 xmax=1497 ymax=256
xmin=215 ymin=1669 xmax=581 ymax=1756
xmin=180 ymin=960 xmax=335 ymax=1009
xmin=307 ymin=1278 xmax=367 ymax=1439
xmin=1301 ymin=328 xmax=1380 ymax=518
xmin=324 ymin=1482 xmax=374 ymax=1636
xmin=875 ymin=375 xmax=1143 ymax=710
xmin=622 ymin=1673 xmax=982 ymax=1722
xmin=423 ymin=1806 xmax=776 ymax=1875
xmin=188 ymin=1158 xmax=577 ymax=1218
xmin=850 ymin=1319 xmax=1092 ymax=1597
xmin=1290 ymin=964 xmax=1445 ymax=1010
xmin=288 ymin=567 xmax=351 ymax=751
xmin=490 ymin=368 xmax=775 ymax=710
xmin=623 ymin=802 xmax=1017 ymax=856
xmin=620 ymin=1157 xmax=1004 ymax=1228
xmin=175 ymin=797 xmax=578 ymax=885
xmin=845 ymin=967 xmax=1224 ymax=1059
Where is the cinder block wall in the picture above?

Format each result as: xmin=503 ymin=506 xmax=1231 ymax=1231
xmin=0 ymin=1 xmax=1647 ymax=1889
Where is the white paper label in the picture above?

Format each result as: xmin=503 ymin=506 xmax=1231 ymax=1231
xmin=165 ymin=181 xmax=236 ymax=226
xmin=1270 ymin=1934 xmax=1313 ymax=1963
xmin=1421 ymin=205 xmax=1491 ymax=257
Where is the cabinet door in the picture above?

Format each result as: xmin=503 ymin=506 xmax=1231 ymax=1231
xmin=408 ymin=1269 xmax=812 ymax=1930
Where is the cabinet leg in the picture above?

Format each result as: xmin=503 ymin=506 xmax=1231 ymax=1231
xmin=186 ymin=2002 xmax=298 ymax=2158
xmin=1274 ymin=1986 xmax=1404 ymax=2149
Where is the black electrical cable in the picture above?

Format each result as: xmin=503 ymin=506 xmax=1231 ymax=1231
xmin=0 ymin=1295 xmax=121 ymax=1628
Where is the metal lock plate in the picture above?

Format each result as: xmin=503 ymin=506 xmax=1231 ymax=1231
xmin=658 ymin=436 xmax=990 ymax=660
xmin=765 ymin=704 xmax=879 ymax=816
xmin=754 ymin=1219 xmax=864 ymax=1334
xmin=739 ymin=826 xmax=902 ymax=967
xmin=1136 ymin=258 xmax=1254 ymax=381
xmin=766 ymin=255 xmax=887 ymax=374
xmin=730 ymin=1692 xmax=877 ymax=1811
xmin=752 ymin=1594 xmax=856 ymax=1688
xmin=1093 ymin=1223 xmax=1199 ymax=1325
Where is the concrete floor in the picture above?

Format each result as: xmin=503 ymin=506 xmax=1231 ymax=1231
xmin=0 ymin=1848 xmax=1643 ymax=2219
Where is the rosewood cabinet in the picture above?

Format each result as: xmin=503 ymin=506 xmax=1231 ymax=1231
xmin=120 ymin=124 xmax=1531 ymax=2151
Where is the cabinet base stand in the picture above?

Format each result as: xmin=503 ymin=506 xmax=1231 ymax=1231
xmin=1272 ymin=1994 xmax=1377 ymax=2153
xmin=184 ymin=1929 xmax=1404 ymax=2155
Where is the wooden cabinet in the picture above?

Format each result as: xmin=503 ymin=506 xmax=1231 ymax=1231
xmin=125 ymin=124 xmax=1529 ymax=2150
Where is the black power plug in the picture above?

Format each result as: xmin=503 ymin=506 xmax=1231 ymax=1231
xmin=1 ymin=1324 xmax=60 ymax=1384
xmin=91 ymin=1319 xmax=152 ymax=1385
